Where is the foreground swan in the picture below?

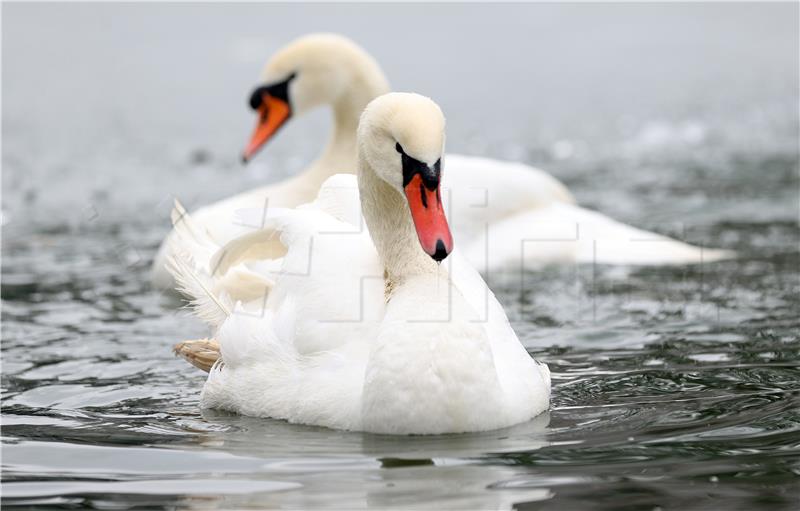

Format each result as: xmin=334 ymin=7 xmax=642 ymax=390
xmin=151 ymin=34 xmax=730 ymax=289
xmin=169 ymin=93 xmax=550 ymax=434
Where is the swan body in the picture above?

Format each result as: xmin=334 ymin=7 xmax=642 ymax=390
xmin=151 ymin=33 xmax=731 ymax=290
xmin=170 ymin=94 xmax=550 ymax=434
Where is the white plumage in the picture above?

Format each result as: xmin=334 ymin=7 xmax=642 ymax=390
xmin=151 ymin=33 xmax=731 ymax=290
xmin=170 ymin=94 xmax=551 ymax=434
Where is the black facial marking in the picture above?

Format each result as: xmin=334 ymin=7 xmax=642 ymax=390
xmin=419 ymin=181 xmax=428 ymax=208
xmin=248 ymin=72 xmax=297 ymax=110
xmin=400 ymin=149 xmax=442 ymax=191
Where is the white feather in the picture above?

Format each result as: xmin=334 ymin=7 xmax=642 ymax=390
xmin=151 ymin=38 xmax=732 ymax=291
xmin=192 ymin=94 xmax=553 ymax=434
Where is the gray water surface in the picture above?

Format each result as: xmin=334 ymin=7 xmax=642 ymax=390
xmin=2 ymin=4 xmax=799 ymax=510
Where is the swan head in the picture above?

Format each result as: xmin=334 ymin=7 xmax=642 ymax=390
xmin=358 ymin=93 xmax=453 ymax=262
xmin=243 ymin=33 xmax=390 ymax=162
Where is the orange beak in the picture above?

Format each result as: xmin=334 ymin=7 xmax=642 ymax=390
xmin=404 ymin=174 xmax=453 ymax=262
xmin=242 ymin=95 xmax=291 ymax=163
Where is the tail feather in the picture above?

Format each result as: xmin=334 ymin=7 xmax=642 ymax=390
xmin=167 ymin=200 xmax=290 ymax=326
xmin=166 ymin=248 xmax=232 ymax=328
xmin=171 ymin=199 xmax=217 ymax=266
xmin=165 ymin=200 xmax=239 ymax=328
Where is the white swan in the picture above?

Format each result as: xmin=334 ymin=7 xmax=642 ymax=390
xmin=152 ymin=33 xmax=731 ymax=289
xmin=169 ymin=93 xmax=550 ymax=434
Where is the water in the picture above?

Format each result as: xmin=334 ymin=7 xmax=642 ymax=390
xmin=2 ymin=3 xmax=799 ymax=509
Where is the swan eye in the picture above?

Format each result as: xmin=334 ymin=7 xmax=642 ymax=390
xmin=395 ymin=142 xmax=405 ymax=155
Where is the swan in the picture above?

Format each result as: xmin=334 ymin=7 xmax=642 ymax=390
xmin=152 ymin=33 xmax=731 ymax=290
xmin=168 ymin=93 xmax=550 ymax=434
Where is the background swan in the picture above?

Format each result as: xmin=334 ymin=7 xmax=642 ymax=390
xmin=152 ymin=33 xmax=731 ymax=289
xmin=169 ymin=93 xmax=550 ymax=434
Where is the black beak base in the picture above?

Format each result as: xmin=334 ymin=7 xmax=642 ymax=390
xmin=247 ymin=72 xmax=296 ymax=110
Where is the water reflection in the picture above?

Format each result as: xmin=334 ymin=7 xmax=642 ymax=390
xmin=196 ymin=410 xmax=550 ymax=457
xmin=2 ymin=2 xmax=799 ymax=509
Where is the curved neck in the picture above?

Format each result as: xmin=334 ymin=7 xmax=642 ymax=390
xmin=299 ymin=108 xmax=358 ymax=184
xmin=298 ymin=66 xmax=390 ymax=187
xmin=358 ymin=153 xmax=438 ymax=286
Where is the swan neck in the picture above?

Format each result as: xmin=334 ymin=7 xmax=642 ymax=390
xmin=297 ymin=77 xmax=388 ymax=188
xmin=318 ymin=65 xmax=389 ymax=170
xmin=358 ymin=154 xmax=438 ymax=284
xmin=296 ymin=59 xmax=389 ymax=189
xmin=322 ymin=109 xmax=359 ymax=167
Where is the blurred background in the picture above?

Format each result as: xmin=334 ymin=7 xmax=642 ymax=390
xmin=3 ymin=3 xmax=797 ymax=224
xmin=2 ymin=3 xmax=799 ymax=510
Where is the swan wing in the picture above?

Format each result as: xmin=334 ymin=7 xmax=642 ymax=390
xmin=459 ymin=201 xmax=733 ymax=269
xmin=208 ymin=175 xmax=382 ymax=357
xmin=443 ymin=154 xmax=575 ymax=232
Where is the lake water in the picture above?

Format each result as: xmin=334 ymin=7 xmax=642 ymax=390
xmin=2 ymin=3 xmax=799 ymax=509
